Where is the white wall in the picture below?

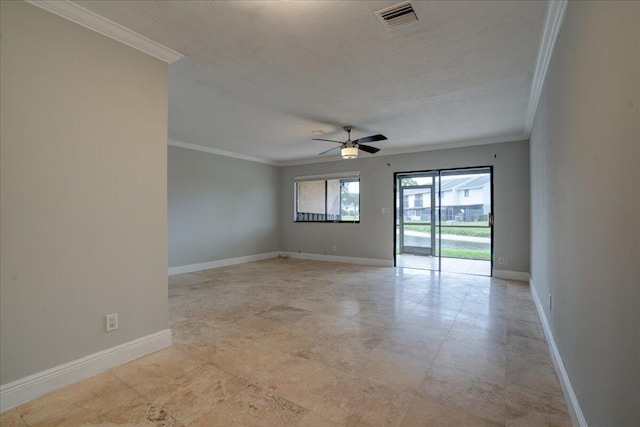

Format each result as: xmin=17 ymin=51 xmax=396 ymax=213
xmin=280 ymin=140 xmax=530 ymax=273
xmin=529 ymin=1 xmax=639 ymax=425
xmin=168 ymin=146 xmax=280 ymax=268
xmin=0 ymin=2 xmax=169 ymax=385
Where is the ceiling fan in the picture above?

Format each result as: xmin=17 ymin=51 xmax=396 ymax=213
xmin=313 ymin=126 xmax=387 ymax=159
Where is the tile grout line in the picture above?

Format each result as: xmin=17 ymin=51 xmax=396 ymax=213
xmin=420 ymin=279 xmax=508 ymax=426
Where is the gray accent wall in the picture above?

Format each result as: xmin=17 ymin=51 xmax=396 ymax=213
xmin=168 ymin=146 xmax=280 ymax=267
xmin=0 ymin=2 xmax=169 ymax=384
xmin=280 ymin=141 xmax=530 ymax=274
xmin=529 ymin=1 xmax=640 ymax=425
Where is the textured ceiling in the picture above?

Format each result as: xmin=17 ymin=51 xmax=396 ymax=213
xmin=75 ymin=0 xmax=548 ymax=162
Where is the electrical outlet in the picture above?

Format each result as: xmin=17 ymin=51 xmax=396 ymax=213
xmin=498 ymin=257 xmax=505 ymax=265
xmin=332 ymin=245 xmax=337 ymax=252
xmin=106 ymin=313 xmax=118 ymax=332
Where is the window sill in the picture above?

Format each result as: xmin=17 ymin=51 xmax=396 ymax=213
xmin=294 ymin=221 xmax=360 ymax=224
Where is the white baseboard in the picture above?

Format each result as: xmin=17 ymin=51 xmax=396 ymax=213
xmin=168 ymin=252 xmax=280 ymax=276
xmin=529 ymin=278 xmax=587 ymax=427
xmin=0 ymin=329 xmax=172 ymax=412
xmin=280 ymin=251 xmax=393 ymax=267
xmin=492 ymin=269 xmax=530 ymax=281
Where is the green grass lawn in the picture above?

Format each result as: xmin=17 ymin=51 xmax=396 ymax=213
xmin=401 ymin=223 xmax=491 ymax=237
xmin=395 ymin=247 xmax=490 ymax=260
xmin=439 ymin=248 xmax=491 ymax=260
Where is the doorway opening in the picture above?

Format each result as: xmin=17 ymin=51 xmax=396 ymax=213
xmin=394 ymin=167 xmax=493 ymax=276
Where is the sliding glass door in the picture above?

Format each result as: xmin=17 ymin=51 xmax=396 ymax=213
xmin=395 ymin=167 xmax=492 ymax=276
xmin=396 ymin=172 xmax=440 ymax=271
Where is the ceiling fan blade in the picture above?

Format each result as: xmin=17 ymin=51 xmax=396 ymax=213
xmin=353 ymin=134 xmax=387 ymax=145
xmin=312 ymin=138 xmax=345 ymax=144
xmin=357 ymin=144 xmax=380 ymax=154
xmin=318 ymin=146 xmax=342 ymax=155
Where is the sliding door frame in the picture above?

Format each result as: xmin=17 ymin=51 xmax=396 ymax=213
xmin=393 ymin=165 xmax=494 ymax=275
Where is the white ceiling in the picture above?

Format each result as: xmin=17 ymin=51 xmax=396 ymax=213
xmin=75 ymin=0 xmax=548 ymax=163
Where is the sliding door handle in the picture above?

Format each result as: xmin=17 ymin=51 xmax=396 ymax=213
xmin=488 ymin=212 xmax=493 ymax=228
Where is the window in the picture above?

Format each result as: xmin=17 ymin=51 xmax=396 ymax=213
xmin=464 ymin=189 xmax=469 ymax=197
xmin=414 ymin=194 xmax=423 ymax=207
xmin=295 ymin=172 xmax=360 ymax=222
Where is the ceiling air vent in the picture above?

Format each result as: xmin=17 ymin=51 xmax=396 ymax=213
xmin=375 ymin=1 xmax=418 ymax=30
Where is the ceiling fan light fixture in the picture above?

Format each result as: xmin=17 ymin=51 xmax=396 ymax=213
xmin=341 ymin=146 xmax=358 ymax=159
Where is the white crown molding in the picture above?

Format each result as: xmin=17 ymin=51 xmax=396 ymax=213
xmin=168 ymin=252 xmax=280 ymax=276
xmin=372 ymin=132 xmax=528 ymax=159
xmin=524 ymin=0 xmax=569 ymax=135
xmin=169 ymin=131 xmax=526 ymax=168
xmin=294 ymin=171 xmax=361 ymax=181
xmin=168 ymin=139 xmax=278 ymax=166
xmin=277 ymin=132 xmax=528 ymax=167
xmin=530 ymin=277 xmax=588 ymax=427
xmin=25 ymin=0 xmax=183 ymax=63
xmin=0 ymin=329 xmax=172 ymax=412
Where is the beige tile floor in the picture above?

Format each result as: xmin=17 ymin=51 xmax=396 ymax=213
xmin=1 ymin=258 xmax=571 ymax=426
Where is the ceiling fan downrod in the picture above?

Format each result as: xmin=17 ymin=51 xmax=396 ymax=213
xmin=343 ymin=125 xmax=353 ymax=141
